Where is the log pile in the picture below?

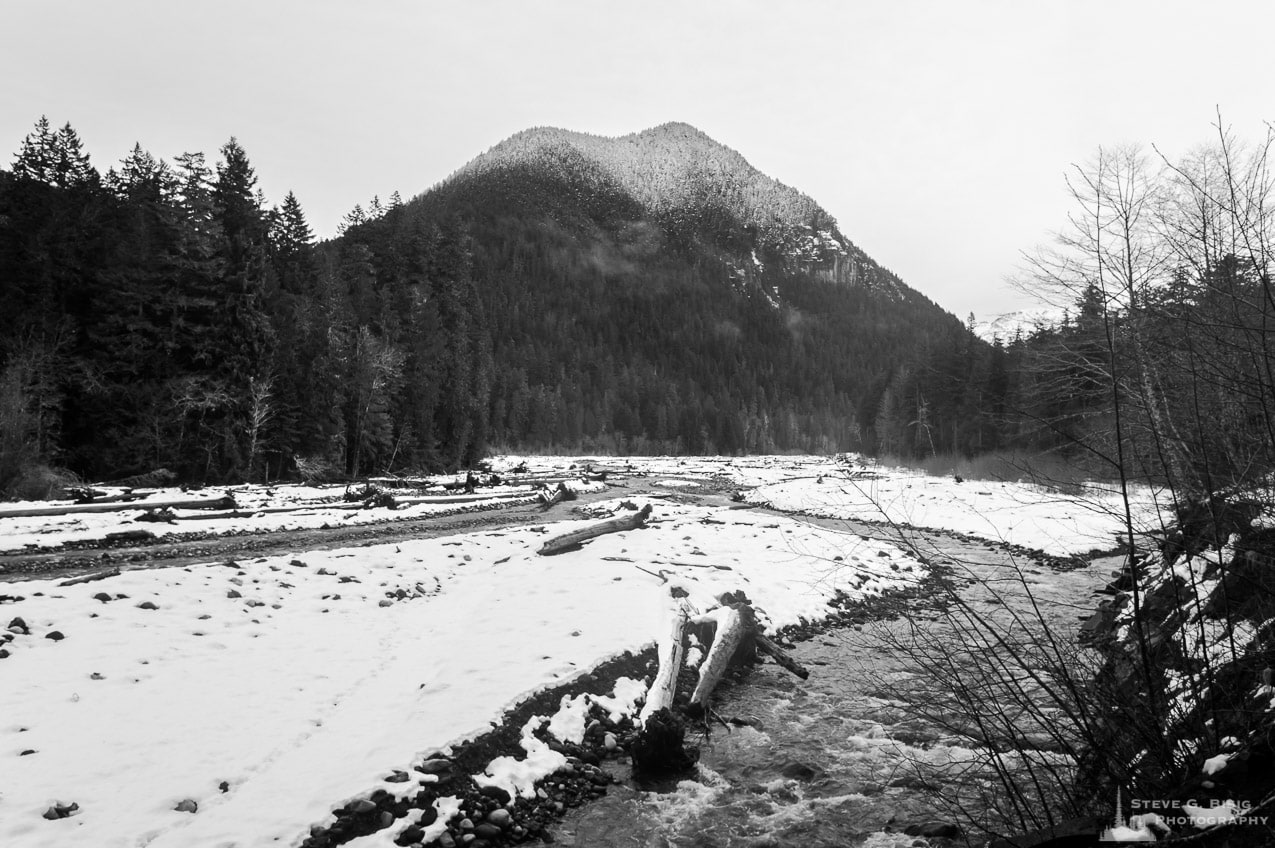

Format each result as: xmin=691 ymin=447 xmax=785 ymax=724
xmin=631 ymin=588 xmax=808 ymax=778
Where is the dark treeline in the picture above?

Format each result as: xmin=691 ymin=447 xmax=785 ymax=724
xmin=0 ymin=117 xmax=493 ymax=490
xmin=0 ymin=117 xmax=1044 ymax=492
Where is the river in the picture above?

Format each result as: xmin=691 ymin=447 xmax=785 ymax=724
xmin=554 ymin=511 xmax=1117 ymax=847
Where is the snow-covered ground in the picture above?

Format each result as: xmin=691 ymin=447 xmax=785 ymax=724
xmin=0 ymin=454 xmax=1159 ymax=847
xmin=0 ymin=482 xmax=921 ymax=848
xmin=739 ymin=458 xmax=1161 ymax=555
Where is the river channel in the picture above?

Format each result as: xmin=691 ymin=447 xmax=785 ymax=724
xmin=554 ymin=511 xmax=1117 ymax=847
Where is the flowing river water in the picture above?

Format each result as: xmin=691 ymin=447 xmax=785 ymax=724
xmin=554 ymin=510 xmax=1119 ymax=847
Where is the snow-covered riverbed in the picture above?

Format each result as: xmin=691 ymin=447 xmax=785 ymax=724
xmin=0 ymin=455 xmax=1158 ymax=847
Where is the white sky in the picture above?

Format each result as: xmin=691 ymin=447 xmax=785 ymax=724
xmin=3 ymin=0 xmax=1273 ymax=320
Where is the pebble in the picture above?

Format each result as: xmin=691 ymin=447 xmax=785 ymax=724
xmin=603 ymin=732 xmax=617 ymax=750
xmin=474 ymin=823 xmax=502 ymax=839
xmin=226 ymin=590 xmax=242 ymax=599
xmin=174 ymin=799 xmax=198 ymax=813
xmin=438 ymin=834 xmax=456 ymax=848
xmin=93 ymin=592 xmax=112 ymax=603
xmin=45 ymin=631 xmax=65 ymax=641
xmin=136 ymin=601 xmax=158 ymax=610
xmin=486 ymin=808 xmax=512 ymax=827
xmin=349 ymin=798 xmax=377 ymax=814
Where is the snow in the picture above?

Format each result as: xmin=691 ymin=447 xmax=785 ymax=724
xmin=1202 ymin=752 xmax=1232 ymax=775
xmin=744 ymin=461 xmax=1160 ymax=554
xmin=0 ymin=469 xmax=923 ymax=848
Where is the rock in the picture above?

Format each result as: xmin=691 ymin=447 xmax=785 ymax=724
xmin=474 ymin=823 xmax=503 ymax=839
xmin=0 ymin=648 xmax=9 ymax=659
xmin=378 ymin=599 xmax=394 ymax=607
xmin=486 ymin=808 xmax=512 ymax=827
xmin=227 ymin=590 xmax=242 ymax=599
xmin=378 ymin=810 xmax=393 ymax=827
xmin=45 ymin=631 xmax=65 ymax=641
xmin=20 ymin=748 xmax=36 ymax=755
xmin=349 ymin=798 xmax=377 ymax=814
xmin=438 ymin=834 xmax=456 ymax=848
xmin=459 ymin=817 xmax=474 ymax=830
xmin=603 ymin=732 xmax=618 ymax=750
xmin=136 ymin=601 xmax=158 ymax=610
xmin=93 ymin=592 xmax=112 ymax=603
xmin=417 ymin=758 xmax=451 ymax=774
xmin=904 ymin=822 xmax=961 ymax=838
xmin=401 ymin=823 xmax=425 ymax=842
xmin=385 ymin=770 xmax=410 ymax=783
xmin=219 ymin=781 xmax=230 ymax=792
xmin=7 ymin=616 xmax=29 ymax=634
xmin=90 ymin=672 xmax=104 ymax=680
xmin=477 ymin=785 xmax=511 ymax=805
xmin=779 ymin=761 xmax=821 ymax=781
xmin=174 ymin=798 xmax=198 ymax=813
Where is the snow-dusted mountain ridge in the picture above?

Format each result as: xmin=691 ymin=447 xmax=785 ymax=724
xmin=432 ymin=122 xmax=900 ymax=294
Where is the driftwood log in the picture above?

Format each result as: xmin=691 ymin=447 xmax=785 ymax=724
xmin=57 ymin=568 xmax=122 ymax=587
xmin=756 ymin=633 xmax=810 ymax=679
xmin=0 ymin=494 xmax=237 ymax=519
xmin=538 ymin=504 xmax=652 ymax=555
xmin=688 ymin=604 xmax=756 ymax=711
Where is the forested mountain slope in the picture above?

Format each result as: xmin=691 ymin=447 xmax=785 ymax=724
xmin=339 ymin=122 xmax=997 ymax=460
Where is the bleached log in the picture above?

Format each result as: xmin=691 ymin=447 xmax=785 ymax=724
xmin=756 ymin=633 xmax=810 ymax=680
xmin=0 ymin=495 xmax=237 ymax=519
xmin=57 ymin=568 xmax=122 ymax=587
xmin=537 ymin=504 xmax=652 ymax=555
xmin=393 ymin=490 xmax=536 ymax=508
xmin=639 ymin=602 xmax=689 ymax=726
xmin=689 ymin=605 xmax=754 ymax=709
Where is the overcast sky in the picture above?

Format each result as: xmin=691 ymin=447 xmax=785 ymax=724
xmin=3 ymin=0 xmax=1273 ymax=320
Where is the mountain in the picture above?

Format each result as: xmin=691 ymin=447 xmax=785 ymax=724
xmin=332 ymin=122 xmax=1005 ymax=462
xmin=973 ymin=306 xmax=1064 ymax=343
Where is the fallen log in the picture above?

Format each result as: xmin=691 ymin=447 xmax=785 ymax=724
xmin=689 ymin=604 xmax=756 ymax=710
xmin=0 ymin=494 xmax=237 ymax=520
xmin=57 ymin=568 xmax=121 ymax=587
xmin=72 ymin=491 xmax=145 ymax=505
xmin=538 ymin=504 xmax=652 ymax=555
xmin=537 ymin=485 xmax=567 ymax=508
xmin=394 ymin=490 xmax=537 ymax=507
xmin=756 ymin=634 xmax=810 ymax=680
xmin=633 ymin=597 xmax=698 ymax=777
xmin=639 ymin=599 xmax=689 ymax=725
